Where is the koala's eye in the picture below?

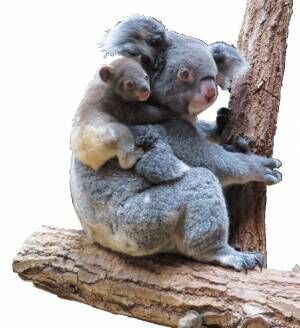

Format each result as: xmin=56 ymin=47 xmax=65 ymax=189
xmin=177 ymin=68 xmax=193 ymax=82
xmin=124 ymin=80 xmax=135 ymax=90
xmin=144 ymin=75 xmax=149 ymax=81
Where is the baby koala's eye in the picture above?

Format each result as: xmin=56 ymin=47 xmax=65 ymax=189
xmin=144 ymin=75 xmax=149 ymax=81
xmin=124 ymin=80 xmax=135 ymax=90
xmin=177 ymin=67 xmax=193 ymax=82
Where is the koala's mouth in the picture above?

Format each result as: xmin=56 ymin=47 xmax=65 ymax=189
xmin=188 ymin=78 xmax=217 ymax=115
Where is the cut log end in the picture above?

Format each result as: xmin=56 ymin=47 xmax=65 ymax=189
xmin=13 ymin=226 xmax=300 ymax=328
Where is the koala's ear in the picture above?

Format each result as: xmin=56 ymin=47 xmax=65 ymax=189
xmin=99 ymin=66 xmax=114 ymax=83
xmin=209 ymin=42 xmax=249 ymax=91
xmin=99 ymin=15 xmax=168 ymax=68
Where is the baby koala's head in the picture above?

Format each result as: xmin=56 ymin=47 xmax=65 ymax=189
xmin=99 ymin=57 xmax=150 ymax=102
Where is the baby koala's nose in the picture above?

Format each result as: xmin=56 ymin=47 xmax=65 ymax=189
xmin=136 ymin=85 xmax=150 ymax=101
xmin=140 ymin=85 xmax=149 ymax=93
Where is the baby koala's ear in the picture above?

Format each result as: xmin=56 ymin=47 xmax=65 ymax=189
xmin=99 ymin=65 xmax=114 ymax=83
xmin=209 ymin=42 xmax=249 ymax=91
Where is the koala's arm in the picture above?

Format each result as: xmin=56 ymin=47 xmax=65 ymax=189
xmin=125 ymin=104 xmax=175 ymax=125
xmin=191 ymin=140 xmax=281 ymax=186
xmin=130 ymin=125 xmax=190 ymax=184
xmin=165 ymin=120 xmax=282 ymax=187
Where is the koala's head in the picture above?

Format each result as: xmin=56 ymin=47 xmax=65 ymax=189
xmin=100 ymin=15 xmax=249 ymax=114
xmin=99 ymin=57 xmax=151 ymax=102
xmin=151 ymin=32 xmax=249 ymax=115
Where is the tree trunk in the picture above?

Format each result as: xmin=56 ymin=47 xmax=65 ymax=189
xmin=221 ymin=0 xmax=293 ymax=257
xmin=13 ymin=226 xmax=300 ymax=328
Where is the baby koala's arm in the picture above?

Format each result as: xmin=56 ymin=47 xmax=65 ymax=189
xmin=124 ymin=104 xmax=177 ymax=125
xmin=130 ymin=125 xmax=190 ymax=184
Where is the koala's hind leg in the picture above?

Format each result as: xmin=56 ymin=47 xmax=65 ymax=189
xmin=71 ymin=122 xmax=143 ymax=170
xmin=114 ymin=167 xmax=224 ymax=256
xmin=174 ymin=168 xmax=263 ymax=271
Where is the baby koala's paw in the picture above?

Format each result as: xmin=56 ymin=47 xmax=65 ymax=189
xmin=118 ymin=147 xmax=144 ymax=169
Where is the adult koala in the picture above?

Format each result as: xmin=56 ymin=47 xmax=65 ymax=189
xmin=70 ymin=16 xmax=282 ymax=271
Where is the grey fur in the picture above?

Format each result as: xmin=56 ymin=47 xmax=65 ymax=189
xmin=70 ymin=16 xmax=281 ymax=271
xmin=209 ymin=42 xmax=249 ymax=90
xmin=131 ymin=120 xmax=282 ymax=187
xmin=70 ymin=56 xmax=173 ymax=171
xmin=100 ymin=15 xmax=168 ymax=70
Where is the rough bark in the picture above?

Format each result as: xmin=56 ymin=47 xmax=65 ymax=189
xmin=13 ymin=226 xmax=300 ymax=328
xmin=221 ymin=0 xmax=293 ymax=256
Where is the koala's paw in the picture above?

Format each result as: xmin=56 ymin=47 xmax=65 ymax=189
xmin=223 ymin=136 xmax=251 ymax=154
xmin=214 ymin=247 xmax=264 ymax=272
xmin=178 ymin=310 xmax=202 ymax=328
xmin=233 ymin=135 xmax=251 ymax=153
xmin=216 ymin=107 xmax=231 ymax=135
xmin=118 ymin=147 xmax=144 ymax=169
xmin=258 ymin=157 xmax=282 ymax=185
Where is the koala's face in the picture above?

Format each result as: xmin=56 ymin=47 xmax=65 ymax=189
xmin=99 ymin=58 xmax=151 ymax=102
xmin=152 ymin=37 xmax=219 ymax=115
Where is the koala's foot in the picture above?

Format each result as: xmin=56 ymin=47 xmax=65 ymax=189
xmin=178 ymin=310 xmax=202 ymax=328
xmin=208 ymin=245 xmax=264 ymax=272
xmin=118 ymin=147 xmax=144 ymax=169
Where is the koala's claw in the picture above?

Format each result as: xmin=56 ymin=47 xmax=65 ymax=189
xmin=263 ymin=157 xmax=282 ymax=169
xmin=264 ymin=170 xmax=282 ymax=185
xmin=273 ymin=158 xmax=282 ymax=168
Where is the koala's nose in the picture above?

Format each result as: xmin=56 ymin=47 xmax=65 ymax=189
xmin=136 ymin=85 xmax=150 ymax=101
xmin=205 ymin=87 xmax=216 ymax=103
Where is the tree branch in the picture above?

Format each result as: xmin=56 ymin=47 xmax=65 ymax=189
xmin=13 ymin=226 xmax=300 ymax=327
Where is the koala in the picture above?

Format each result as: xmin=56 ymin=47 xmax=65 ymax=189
xmin=70 ymin=15 xmax=282 ymax=272
xmin=71 ymin=56 xmax=172 ymax=171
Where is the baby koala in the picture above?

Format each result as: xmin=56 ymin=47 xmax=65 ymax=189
xmin=71 ymin=56 xmax=170 ymax=170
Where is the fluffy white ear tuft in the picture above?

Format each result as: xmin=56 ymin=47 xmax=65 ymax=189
xmin=209 ymin=42 xmax=249 ymax=91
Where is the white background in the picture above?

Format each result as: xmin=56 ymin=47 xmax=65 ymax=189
xmin=1 ymin=1 xmax=299 ymax=327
